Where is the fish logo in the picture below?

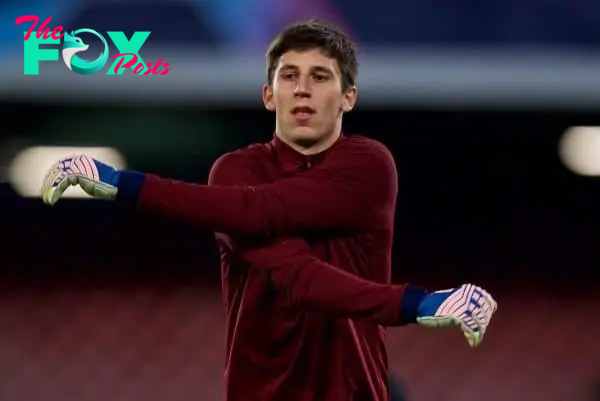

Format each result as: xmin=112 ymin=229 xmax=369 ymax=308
xmin=62 ymin=29 xmax=109 ymax=75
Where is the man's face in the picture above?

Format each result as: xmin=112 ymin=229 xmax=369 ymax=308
xmin=262 ymin=48 xmax=356 ymax=148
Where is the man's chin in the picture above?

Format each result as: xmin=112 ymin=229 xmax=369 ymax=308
xmin=287 ymin=126 xmax=322 ymax=142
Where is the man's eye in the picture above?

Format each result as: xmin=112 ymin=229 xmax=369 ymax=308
xmin=313 ymin=75 xmax=328 ymax=81
xmin=282 ymin=73 xmax=296 ymax=80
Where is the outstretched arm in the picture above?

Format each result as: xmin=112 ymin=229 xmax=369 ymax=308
xmin=116 ymin=138 xmax=397 ymax=235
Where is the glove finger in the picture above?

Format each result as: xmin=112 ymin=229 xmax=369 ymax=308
xmin=461 ymin=314 xmax=484 ymax=347
xmin=479 ymin=299 xmax=494 ymax=327
xmin=478 ymin=287 xmax=498 ymax=314
xmin=477 ymin=293 xmax=498 ymax=328
xmin=47 ymin=175 xmax=74 ymax=206
xmin=41 ymin=176 xmax=56 ymax=205
xmin=41 ymin=163 xmax=64 ymax=203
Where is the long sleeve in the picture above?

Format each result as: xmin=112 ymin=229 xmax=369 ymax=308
xmin=208 ymin=152 xmax=426 ymax=326
xmin=235 ymin=237 xmax=425 ymax=326
xmin=116 ymin=138 xmax=397 ymax=235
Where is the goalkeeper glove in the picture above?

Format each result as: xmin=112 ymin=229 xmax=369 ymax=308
xmin=417 ymin=283 xmax=497 ymax=347
xmin=40 ymin=155 xmax=120 ymax=205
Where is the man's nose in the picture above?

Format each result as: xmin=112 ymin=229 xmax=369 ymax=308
xmin=294 ymin=77 xmax=311 ymax=97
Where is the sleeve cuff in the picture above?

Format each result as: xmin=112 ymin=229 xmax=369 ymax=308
xmin=399 ymin=286 xmax=428 ymax=324
xmin=115 ymin=169 xmax=146 ymax=208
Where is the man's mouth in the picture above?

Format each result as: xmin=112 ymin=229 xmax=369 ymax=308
xmin=291 ymin=106 xmax=316 ymax=120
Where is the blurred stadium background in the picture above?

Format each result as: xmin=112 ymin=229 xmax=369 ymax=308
xmin=1 ymin=1 xmax=600 ymax=401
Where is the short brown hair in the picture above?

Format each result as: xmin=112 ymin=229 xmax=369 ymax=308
xmin=265 ymin=19 xmax=358 ymax=91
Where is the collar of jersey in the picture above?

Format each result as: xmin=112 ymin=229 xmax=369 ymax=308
xmin=270 ymin=133 xmax=344 ymax=175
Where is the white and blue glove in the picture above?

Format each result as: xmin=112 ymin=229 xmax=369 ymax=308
xmin=40 ymin=154 xmax=120 ymax=205
xmin=417 ymin=283 xmax=497 ymax=347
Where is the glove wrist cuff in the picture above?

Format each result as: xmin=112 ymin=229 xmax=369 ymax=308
xmin=115 ymin=169 xmax=146 ymax=207
xmin=399 ymin=286 xmax=429 ymax=324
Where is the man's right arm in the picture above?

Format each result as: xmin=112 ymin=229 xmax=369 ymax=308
xmin=116 ymin=137 xmax=397 ymax=235
xmin=209 ymin=152 xmax=427 ymax=326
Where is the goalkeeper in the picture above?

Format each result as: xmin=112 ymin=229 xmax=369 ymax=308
xmin=40 ymin=19 xmax=496 ymax=401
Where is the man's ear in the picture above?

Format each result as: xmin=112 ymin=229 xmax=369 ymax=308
xmin=262 ymin=84 xmax=275 ymax=111
xmin=341 ymin=85 xmax=357 ymax=112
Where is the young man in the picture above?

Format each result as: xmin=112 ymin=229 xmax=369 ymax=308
xmin=40 ymin=19 xmax=497 ymax=401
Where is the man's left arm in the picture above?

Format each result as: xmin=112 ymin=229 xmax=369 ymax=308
xmin=207 ymin=152 xmax=424 ymax=327
xmin=208 ymin=154 xmax=497 ymax=341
